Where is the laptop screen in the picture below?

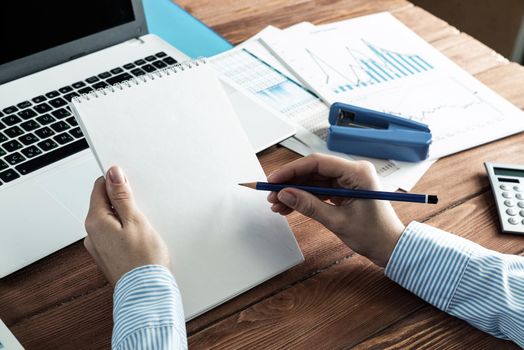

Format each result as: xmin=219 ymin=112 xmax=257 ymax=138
xmin=1 ymin=0 xmax=135 ymax=65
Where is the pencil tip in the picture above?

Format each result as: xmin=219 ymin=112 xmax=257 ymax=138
xmin=238 ymin=182 xmax=257 ymax=189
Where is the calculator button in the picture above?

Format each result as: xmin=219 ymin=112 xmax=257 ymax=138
xmin=514 ymin=186 xmax=522 ymax=192
xmin=506 ymin=208 xmax=517 ymax=216
xmin=518 ymin=201 xmax=524 ymax=208
xmin=504 ymin=200 xmax=515 ymax=207
xmin=516 ymin=193 xmax=524 ymax=200
xmin=500 ymin=184 xmax=511 ymax=190
xmin=502 ymin=192 xmax=512 ymax=198
xmin=508 ymin=217 xmax=519 ymax=225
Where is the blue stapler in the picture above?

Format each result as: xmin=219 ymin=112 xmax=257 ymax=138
xmin=327 ymin=102 xmax=432 ymax=162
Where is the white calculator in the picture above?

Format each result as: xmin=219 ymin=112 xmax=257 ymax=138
xmin=485 ymin=162 xmax=524 ymax=234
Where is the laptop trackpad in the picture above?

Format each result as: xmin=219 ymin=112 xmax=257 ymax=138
xmin=36 ymin=157 xmax=102 ymax=222
xmin=0 ymin=182 xmax=86 ymax=277
xmin=0 ymin=157 xmax=101 ymax=277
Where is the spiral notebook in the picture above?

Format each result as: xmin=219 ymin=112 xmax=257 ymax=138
xmin=70 ymin=60 xmax=304 ymax=320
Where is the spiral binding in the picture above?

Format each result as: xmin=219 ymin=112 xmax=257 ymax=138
xmin=72 ymin=57 xmax=207 ymax=103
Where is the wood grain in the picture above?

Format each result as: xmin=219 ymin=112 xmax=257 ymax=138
xmin=1 ymin=1 xmax=523 ymax=349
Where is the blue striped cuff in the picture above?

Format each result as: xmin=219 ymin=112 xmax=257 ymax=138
xmin=385 ymin=221 xmax=475 ymax=311
xmin=112 ymin=265 xmax=186 ymax=348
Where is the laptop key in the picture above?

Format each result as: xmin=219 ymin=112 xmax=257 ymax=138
xmin=2 ymin=115 xmax=21 ymax=126
xmin=0 ymin=131 xmax=7 ymax=142
xmin=35 ymin=127 xmax=55 ymax=139
xmin=0 ymin=159 xmax=8 ymax=171
xmin=37 ymin=139 xmax=58 ymax=151
xmin=0 ymin=169 xmax=20 ymax=183
xmin=2 ymin=106 xmax=18 ymax=115
xmin=16 ymin=139 xmax=88 ymax=175
xmin=0 ymin=121 xmax=5 ymax=130
xmin=50 ymin=121 xmax=70 ymax=133
xmin=92 ymin=81 xmax=109 ymax=89
xmin=0 ymin=147 xmax=5 ymax=157
xmin=45 ymin=90 xmax=59 ymax=98
xmin=63 ymin=92 xmax=79 ymax=102
xmin=65 ymin=116 xmax=78 ymax=126
xmin=134 ymin=59 xmax=146 ymax=65
xmin=142 ymin=64 xmax=156 ymax=73
xmin=78 ymin=87 xmax=94 ymax=95
xmin=155 ymin=51 xmax=167 ymax=58
xmin=21 ymin=145 xmax=42 ymax=158
xmin=51 ymin=108 xmax=71 ymax=119
xmin=58 ymin=86 xmax=73 ymax=94
xmin=72 ymin=81 xmax=86 ymax=89
xmin=4 ymin=126 xmax=24 ymax=138
xmin=110 ymin=67 xmax=124 ymax=74
xmin=49 ymin=97 xmax=67 ymax=108
xmin=17 ymin=101 xmax=32 ymax=109
xmin=106 ymin=73 xmax=133 ymax=85
xmin=163 ymin=56 xmax=178 ymax=65
xmin=145 ymin=55 xmax=156 ymax=62
xmin=36 ymin=114 xmax=55 ymax=125
xmin=131 ymin=68 xmax=146 ymax=76
xmin=18 ymin=108 xmax=37 ymax=120
xmin=5 ymin=152 xmax=26 ymax=166
xmin=32 ymin=95 xmax=47 ymax=103
xmin=34 ymin=103 xmax=53 ymax=114
xmin=153 ymin=61 xmax=167 ymax=69
xmin=98 ymin=72 xmax=111 ymax=79
xmin=2 ymin=140 xmax=23 ymax=152
xmin=20 ymin=120 xmax=40 ymax=132
xmin=54 ymin=132 xmax=74 ymax=145
xmin=69 ymin=127 xmax=84 ymax=138
xmin=86 ymin=76 xmax=99 ymax=84
xmin=19 ymin=133 xmax=39 ymax=146
xmin=123 ymin=63 xmax=135 ymax=70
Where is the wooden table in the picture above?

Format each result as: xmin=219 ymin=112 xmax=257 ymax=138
xmin=2 ymin=1 xmax=524 ymax=348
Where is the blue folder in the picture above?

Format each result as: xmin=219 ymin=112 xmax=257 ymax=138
xmin=143 ymin=0 xmax=233 ymax=58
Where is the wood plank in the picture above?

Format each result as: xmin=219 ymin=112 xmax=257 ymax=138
xmin=392 ymin=6 xmax=459 ymax=43
xmin=175 ymin=0 xmax=411 ymax=45
xmin=352 ymin=306 xmax=518 ymax=349
xmin=0 ymin=241 xmax=107 ymax=325
xmin=188 ymin=192 xmax=524 ymax=348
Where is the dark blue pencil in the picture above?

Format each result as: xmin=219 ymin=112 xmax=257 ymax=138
xmin=239 ymin=182 xmax=438 ymax=204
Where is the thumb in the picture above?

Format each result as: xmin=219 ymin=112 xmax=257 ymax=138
xmin=105 ymin=166 xmax=138 ymax=225
xmin=277 ymin=188 xmax=337 ymax=225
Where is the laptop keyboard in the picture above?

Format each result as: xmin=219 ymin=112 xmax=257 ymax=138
xmin=0 ymin=51 xmax=177 ymax=186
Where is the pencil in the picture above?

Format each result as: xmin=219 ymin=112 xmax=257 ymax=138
xmin=239 ymin=182 xmax=438 ymax=204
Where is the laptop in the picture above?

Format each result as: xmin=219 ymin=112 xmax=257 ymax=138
xmin=0 ymin=0 xmax=295 ymax=278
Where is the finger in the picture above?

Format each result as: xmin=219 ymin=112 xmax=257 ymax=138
xmin=105 ymin=166 xmax=139 ymax=226
xmin=87 ymin=177 xmax=112 ymax=217
xmin=267 ymin=153 xmax=360 ymax=184
xmin=277 ymin=188 xmax=338 ymax=224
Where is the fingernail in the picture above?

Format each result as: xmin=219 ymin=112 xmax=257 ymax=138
xmin=108 ymin=166 xmax=126 ymax=185
xmin=267 ymin=173 xmax=274 ymax=182
xmin=278 ymin=191 xmax=296 ymax=208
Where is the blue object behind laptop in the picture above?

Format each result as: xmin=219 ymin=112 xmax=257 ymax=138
xmin=143 ymin=0 xmax=233 ymax=58
xmin=327 ymin=102 xmax=432 ymax=162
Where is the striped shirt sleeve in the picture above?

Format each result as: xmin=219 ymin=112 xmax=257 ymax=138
xmin=385 ymin=221 xmax=524 ymax=347
xmin=112 ymin=265 xmax=187 ymax=350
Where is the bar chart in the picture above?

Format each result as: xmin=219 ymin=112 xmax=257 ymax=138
xmin=324 ymin=40 xmax=434 ymax=94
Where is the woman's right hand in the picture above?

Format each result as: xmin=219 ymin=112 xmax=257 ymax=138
xmin=267 ymin=154 xmax=405 ymax=267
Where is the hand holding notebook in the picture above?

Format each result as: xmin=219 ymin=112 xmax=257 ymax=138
xmin=70 ymin=60 xmax=303 ymax=320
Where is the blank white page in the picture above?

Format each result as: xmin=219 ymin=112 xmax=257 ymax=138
xmin=71 ymin=62 xmax=303 ymax=320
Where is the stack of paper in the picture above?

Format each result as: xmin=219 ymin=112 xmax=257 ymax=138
xmin=210 ymin=13 xmax=524 ymax=190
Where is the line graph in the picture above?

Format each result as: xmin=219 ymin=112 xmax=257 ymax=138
xmin=304 ymin=39 xmax=434 ymax=95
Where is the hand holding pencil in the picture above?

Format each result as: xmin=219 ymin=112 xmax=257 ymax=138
xmin=262 ymin=154 xmax=407 ymax=268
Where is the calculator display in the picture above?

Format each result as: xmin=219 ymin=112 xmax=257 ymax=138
xmin=494 ymin=167 xmax=524 ymax=178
